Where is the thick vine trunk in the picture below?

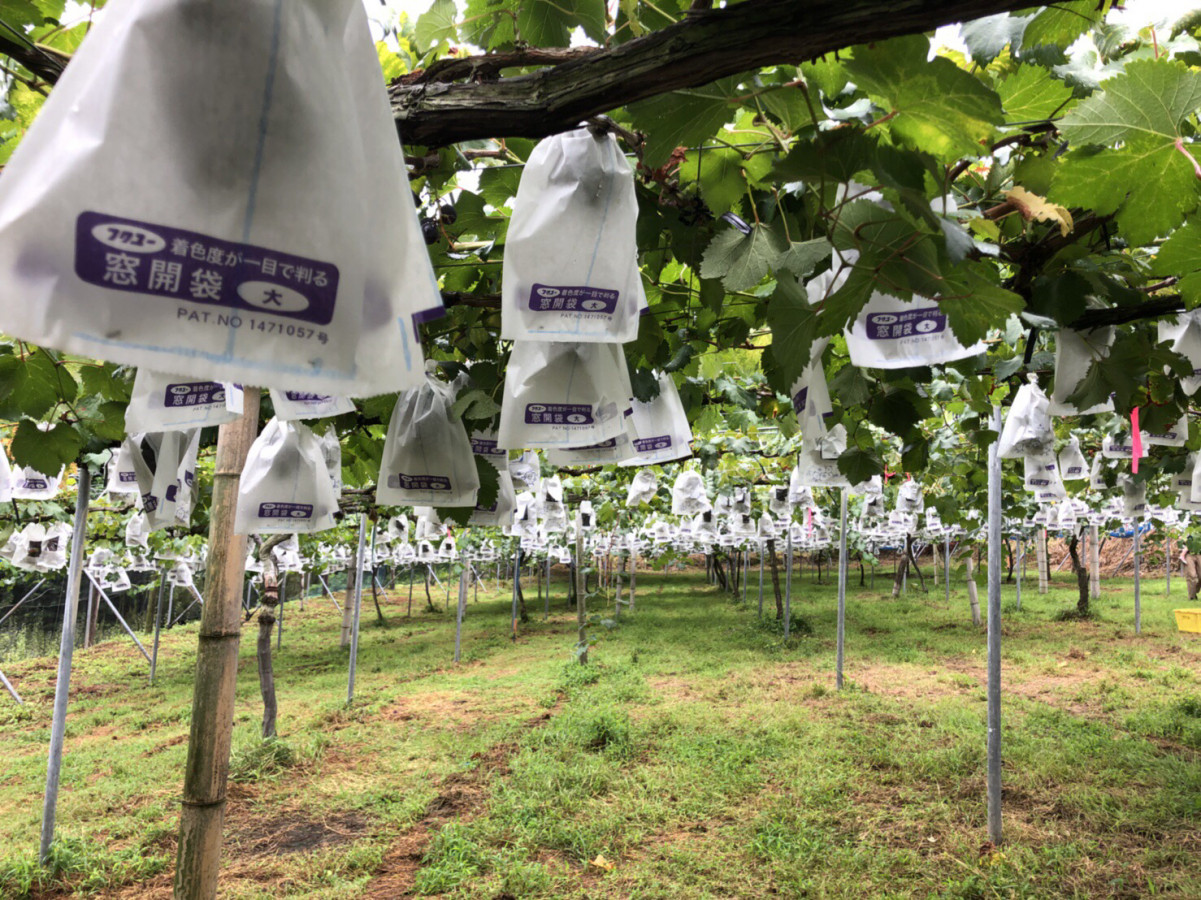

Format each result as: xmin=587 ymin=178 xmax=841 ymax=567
xmin=767 ymin=538 xmax=783 ymax=620
xmin=175 ymin=390 xmax=260 ymax=900
xmin=1068 ymin=533 xmax=1089 ymax=617
xmin=389 ymin=0 xmax=1045 ymax=146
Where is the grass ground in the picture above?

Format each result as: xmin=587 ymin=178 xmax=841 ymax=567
xmin=0 ymin=559 xmax=1198 ymax=899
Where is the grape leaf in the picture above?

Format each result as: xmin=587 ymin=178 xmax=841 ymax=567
xmin=1022 ymin=1 xmax=1111 ymax=50
xmin=837 ymin=447 xmax=884 ymax=485
xmin=961 ymin=14 xmax=1030 ymax=65
xmin=765 ymin=273 xmax=818 ymax=386
xmin=1059 ymin=58 xmax=1201 ymax=148
xmin=414 ymin=0 xmax=458 ymax=52
xmin=845 ymin=35 xmax=1003 ymax=161
xmin=998 ymin=63 xmax=1074 ymax=122
xmin=699 ymin=224 xmax=787 ymax=292
xmin=776 ymin=239 xmax=832 ymax=278
xmin=679 ymin=147 xmax=748 ymax=216
xmin=0 ymin=348 xmax=61 ymax=419
xmin=628 ymin=77 xmax=741 ymax=169
xmin=1153 ymin=222 xmax=1201 ymax=306
xmin=10 ymin=419 xmax=80 ymax=476
xmin=939 ymin=269 xmax=1024 ymax=347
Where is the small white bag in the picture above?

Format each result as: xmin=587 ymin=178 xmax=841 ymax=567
xmin=1118 ymin=474 xmax=1146 ymax=519
xmin=1158 ymin=310 xmax=1201 ymax=395
xmin=619 ymin=372 xmax=694 ymax=467
xmin=497 ymin=341 xmax=632 ymax=449
xmin=1048 ymin=328 xmax=1115 ymax=416
xmin=1102 ymin=433 xmax=1145 ymax=460
xmin=671 ymin=470 xmax=711 ymax=516
xmin=795 ymin=424 xmax=851 ymax=487
xmin=125 ymin=511 xmax=150 ymax=549
xmin=317 ymin=427 xmax=343 ymax=496
xmin=625 ymin=469 xmax=659 ymax=507
xmin=126 ymin=430 xmax=196 ymax=530
xmin=509 ymin=450 xmax=542 ymax=494
xmin=1024 ymin=449 xmax=1066 ymax=499
xmin=173 ymin=428 xmax=202 ymax=525
xmin=235 ymin=418 xmax=338 ymax=534
xmin=997 ymin=381 xmax=1054 ymax=459
xmin=376 ymin=370 xmax=480 ymax=508
xmin=0 ymin=444 xmax=11 ymax=503
xmin=845 ymin=292 xmax=985 ymax=369
xmin=896 ymin=480 xmax=925 ymax=514
xmin=11 ymin=459 xmax=63 ymax=500
xmin=269 ymin=389 xmax=355 ymax=421
xmin=470 ymin=427 xmax=511 ymax=472
xmin=1058 ymin=436 xmax=1088 ymax=481
xmin=1143 ymin=414 xmax=1188 ymax=447
xmin=125 ymin=369 xmax=242 ymax=433
xmin=469 ymin=469 xmax=517 ymax=528
xmin=105 ymin=442 xmax=141 ymax=494
xmin=501 ymin=129 xmax=641 ymax=343
xmin=789 ymin=337 xmax=833 ymax=432
xmin=546 ymin=429 xmax=637 ymax=467
xmin=1090 ymin=452 xmax=1108 ymax=491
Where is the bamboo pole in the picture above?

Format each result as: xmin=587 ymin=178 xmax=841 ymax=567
xmin=174 ymin=389 xmax=260 ymax=900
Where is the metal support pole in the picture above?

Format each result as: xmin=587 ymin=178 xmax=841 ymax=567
xmin=150 ymin=567 xmax=167 ymax=684
xmin=454 ymin=567 xmax=468 ymax=663
xmin=1134 ymin=525 xmax=1142 ymax=635
xmin=1015 ymin=540 xmax=1023 ymax=611
xmin=0 ymin=578 xmax=48 ymax=629
xmin=986 ymin=406 xmax=1003 ymax=846
xmin=511 ymin=549 xmax=520 ymax=641
xmin=40 ymin=464 xmax=91 ymax=863
xmin=1 ymin=668 xmax=23 ymax=705
xmin=945 ymin=534 xmax=951 ymax=605
xmin=544 ymin=556 xmax=551 ymax=620
xmin=575 ymin=515 xmax=587 ymax=664
xmin=317 ymin=573 xmax=342 ymax=612
xmin=784 ymin=525 xmax=793 ymax=639
xmin=85 ymin=571 xmax=151 ymax=664
xmin=1166 ymin=533 xmax=1172 ymax=595
xmin=346 ymin=515 xmax=366 ymax=705
xmin=276 ymin=576 xmax=284 ymax=651
xmin=836 ymin=488 xmax=848 ymax=690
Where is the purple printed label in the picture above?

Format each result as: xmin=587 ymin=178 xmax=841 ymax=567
xmin=524 ymin=403 xmax=593 ymax=425
xmin=475 ymin=499 xmax=500 ymax=513
xmin=21 ymin=478 xmax=47 ymax=490
xmin=75 ymin=211 xmax=339 ymax=326
xmin=528 ymin=284 xmax=619 ymax=315
xmin=258 ymin=502 xmax=314 ymax=519
xmin=388 ymin=473 xmax=452 ymax=491
xmin=283 ymin=391 xmax=333 ymax=403
xmin=119 ymin=472 xmax=137 ymax=483
xmin=573 ymin=438 xmax=618 ymax=451
xmin=470 ymin=437 xmax=506 ymax=458
xmin=1028 ymin=478 xmax=1050 ymax=487
xmin=633 ymin=435 xmax=672 ymax=453
xmin=184 ymin=471 xmax=195 ymax=487
xmin=143 ymin=494 xmax=158 ymax=513
xmin=1064 ymin=466 xmax=1084 ymax=476
xmin=866 ymin=307 xmax=946 ymax=340
xmin=165 ymin=484 xmax=178 ymax=502
xmin=792 ymin=387 xmax=807 ymax=415
xmin=164 ymin=381 xmax=227 ymax=408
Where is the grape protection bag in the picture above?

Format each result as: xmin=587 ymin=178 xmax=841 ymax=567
xmin=546 ymin=428 xmax=637 ymax=467
xmin=997 ymin=381 xmax=1053 ymax=459
xmin=1048 ymin=328 xmax=1115 ymax=416
xmin=105 ymin=442 xmax=141 ymax=494
xmin=126 ymin=369 xmax=243 ymax=433
xmin=127 ymin=429 xmax=199 ymax=530
xmin=1058 ymin=436 xmax=1088 ymax=481
xmin=1143 ymin=414 xmax=1188 ymax=447
xmin=236 ymin=418 xmax=337 ymax=534
xmin=789 ymin=337 xmax=833 ymax=434
xmin=795 ymin=424 xmax=851 ymax=488
xmin=1118 ymin=474 xmax=1147 ymax=519
xmin=377 ymin=370 xmax=480 ymax=508
xmin=0 ymin=0 xmax=439 ymax=396
xmin=625 ymin=469 xmax=659 ymax=507
xmin=469 ymin=469 xmax=517 ymax=528
xmin=671 ymin=470 xmax=711 ymax=516
xmin=317 ymin=427 xmax=343 ymax=495
xmin=619 ymin=372 xmax=693 ymax=467
xmin=1158 ymin=310 xmax=1201 ymax=395
xmin=125 ymin=511 xmax=150 ymax=549
xmin=497 ymin=341 xmax=632 ymax=449
xmin=269 ymin=389 xmax=355 ymax=421
xmin=1024 ymin=449 xmax=1066 ymax=500
xmin=501 ymin=129 xmax=641 ymax=343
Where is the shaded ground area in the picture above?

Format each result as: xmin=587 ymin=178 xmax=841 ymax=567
xmin=0 ymin=562 xmax=1198 ymax=898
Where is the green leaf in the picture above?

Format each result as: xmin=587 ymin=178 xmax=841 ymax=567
xmin=1051 ymin=138 xmax=1201 ymax=245
xmin=0 ymin=0 xmax=44 ymax=30
xmin=998 ymin=64 xmax=1074 ymax=122
xmin=0 ymin=348 xmax=62 ymax=419
xmin=1153 ymin=223 xmax=1201 ymax=306
xmin=838 ymin=447 xmax=884 ymax=485
xmin=699 ymin=224 xmax=786 ymax=292
xmin=773 ymin=129 xmax=874 ymax=185
xmin=766 ymin=273 xmax=818 ymax=385
xmin=1059 ymin=58 xmax=1201 ymax=147
xmin=758 ymin=84 xmax=819 ymax=134
xmin=961 ymin=13 xmax=1029 ymax=66
xmin=776 ymin=239 xmax=832 ymax=278
xmin=844 ymin=35 xmax=1003 ymax=161
xmin=939 ymin=269 xmax=1024 ymax=347
xmin=868 ymin=387 xmax=930 ymax=438
xmin=628 ymin=77 xmax=740 ymax=169
xmin=1022 ymin=1 xmax=1111 ymax=50
xmin=680 ymin=147 xmax=748 ymax=216
xmin=10 ymin=419 xmax=80 ymax=476
xmin=414 ymin=0 xmax=458 ymax=52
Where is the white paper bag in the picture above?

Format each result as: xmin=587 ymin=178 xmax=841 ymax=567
xmin=0 ymin=444 xmax=11 ymax=504
xmin=1102 ymin=433 xmax=1145 ymax=460
xmin=1048 ymin=328 xmax=1115 ymax=416
xmin=269 ymin=389 xmax=355 ymax=421
xmin=173 ymin=428 xmax=202 ymax=525
xmin=236 ymin=418 xmax=338 ymax=534
xmin=1158 ymin=309 xmax=1201 ymax=395
xmin=497 ymin=341 xmax=632 ymax=449
xmin=105 ymin=442 xmax=141 ymax=494
xmin=845 ymin=291 xmax=985 ymax=368
xmin=1024 ymin=449 xmax=1066 ymax=499
xmin=1143 ymin=414 xmax=1188 ymax=447
xmin=317 ymin=427 xmax=343 ymax=496
xmin=546 ymin=429 xmax=637 ymax=467
xmin=127 ymin=429 xmax=199 ymax=530
xmin=125 ymin=369 xmax=243 ymax=433
xmin=0 ymin=0 xmax=439 ymax=396
xmin=795 ymin=424 xmax=851 ymax=487
xmin=625 ymin=469 xmax=659 ymax=507
xmin=125 ymin=511 xmax=150 ymax=549
xmin=1090 ymin=452 xmax=1108 ymax=491
xmin=1058 ymin=436 xmax=1088 ymax=481
xmin=377 ymin=371 xmax=480 ymax=508
xmin=997 ymin=382 xmax=1053 ymax=459
xmin=789 ymin=337 xmax=833 ymax=432
xmin=620 ymin=373 xmax=693 ymax=466
xmin=671 ymin=470 xmax=711 ymax=516
xmin=1118 ymin=474 xmax=1146 ymax=519
xmin=469 ymin=469 xmax=517 ymax=528
xmin=897 ymin=480 xmax=925 ymax=514
xmin=501 ymin=129 xmax=641 ymax=343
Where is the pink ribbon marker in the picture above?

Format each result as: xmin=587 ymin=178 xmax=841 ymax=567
xmin=1131 ymin=408 xmax=1141 ymax=474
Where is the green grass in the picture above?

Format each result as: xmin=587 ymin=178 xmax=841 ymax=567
xmin=0 ymin=560 xmax=1198 ymax=898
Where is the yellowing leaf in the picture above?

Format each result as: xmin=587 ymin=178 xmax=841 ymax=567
xmin=1005 ymin=186 xmax=1073 ymax=237
xmin=590 ymin=854 xmax=615 ymax=871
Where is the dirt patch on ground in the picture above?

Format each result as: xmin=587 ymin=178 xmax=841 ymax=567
xmin=229 ymin=808 xmax=373 ymax=857
xmin=363 ymin=708 xmax=557 ymax=898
